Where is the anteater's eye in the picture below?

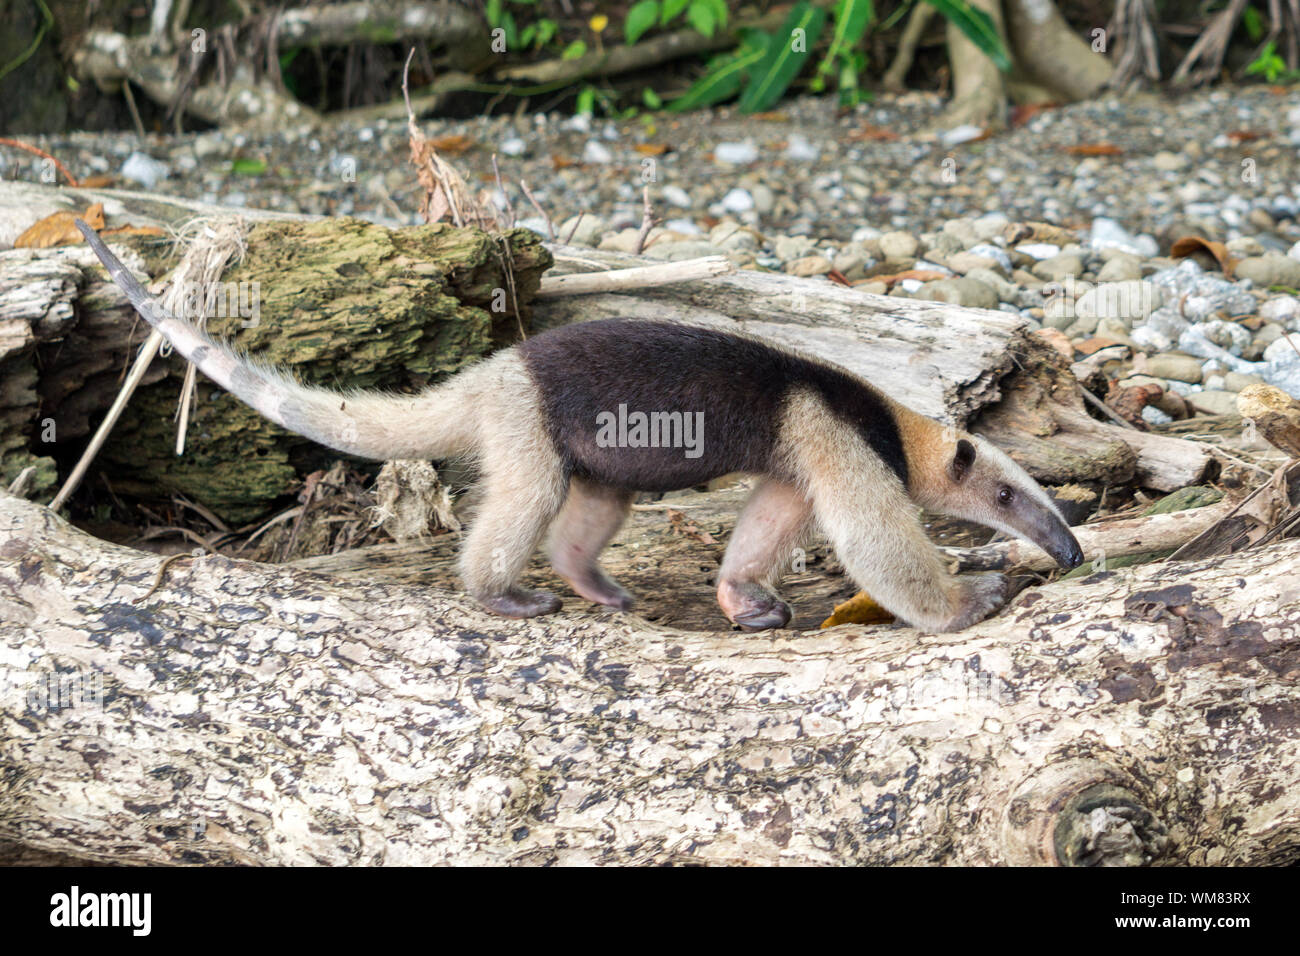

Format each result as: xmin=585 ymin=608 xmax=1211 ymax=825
xmin=997 ymin=486 xmax=1015 ymax=506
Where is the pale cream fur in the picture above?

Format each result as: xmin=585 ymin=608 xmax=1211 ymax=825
xmin=771 ymin=390 xmax=1007 ymax=632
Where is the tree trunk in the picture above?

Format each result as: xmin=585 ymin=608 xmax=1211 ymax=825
xmin=1 ymin=489 xmax=1298 ymax=866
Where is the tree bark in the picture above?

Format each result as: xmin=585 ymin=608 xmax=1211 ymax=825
xmin=2 ymin=489 xmax=1298 ymax=866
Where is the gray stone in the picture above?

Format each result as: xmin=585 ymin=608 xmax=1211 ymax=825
xmin=1223 ymin=371 xmax=1265 ymax=391
xmin=1260 ymin=295 xmax=1300 ymax=329
xmin=721 ymin=188 xmax=754 ymax=213
xmin=786 ymin=255 xmax=833 ymax=277
xmin=714 ymin=141 xmax=759 ymax=164
xmin=121 ymin=152 xmax=170 ymax=189
xmin=1033 ymin=253 xmax=1085 ymax=282
xmin=916 ymin=277 xmax=998 ymax=309
xmin=582 ymin=140 xmax=613 ymax=164
xmin=1189 ymin=390 xmax=1240 ymax=416
xmin=1074 ymin=280 xmax=1163 ymax=326
xmin=1144 ymin=353 xmax=1204 ymax=383
xmin=1096 ymin=255 xmax=1143 ymax=282
xmin=559 ymin=214 xmax=608 ymax=246
xmin=1235 ymin=254 xmax=1300 ymax=288
xmin=1194 ymin=319 xmax=1251 ymax=356
xmin=879 ymin=231 xmax=919 ymax=260
xmin=773 ymin=234 xmax=816 ymax=261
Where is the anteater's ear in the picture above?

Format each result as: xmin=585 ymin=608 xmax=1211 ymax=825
xmin=950 ymin=438 xmax=976 ymax=483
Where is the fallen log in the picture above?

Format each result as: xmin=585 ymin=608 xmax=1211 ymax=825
xmin=2 ymin=488 xmax=1298 ymax=866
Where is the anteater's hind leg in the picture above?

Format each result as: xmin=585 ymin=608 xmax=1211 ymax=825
xmin=458 ymin=363 xmax=569 ymax=618
xmin=717 ymin=479 xmax=814 ymax=630
xmin=547 ymin=477 xmax=635 ymax=610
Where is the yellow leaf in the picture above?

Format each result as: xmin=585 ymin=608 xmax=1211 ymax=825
xmin=820 ymin=591 xmax=894 ymax=628
xmin=589 ymin=14 xmax=608 ymax=32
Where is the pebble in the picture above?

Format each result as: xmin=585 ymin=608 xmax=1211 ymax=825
xmin=121 ymin=151 xmax=170 ymax=189
xmin=714 ymin=141 xmax=759 ymax=164
xmin=721 ymin=188 xmax=755 ymax=213
xmin=662 ymin=185 xmax=693 ymax=208
xmin=1144 ymin=353 xmax=1204 ymax=383
xmin=879 ymin=231 xmax=920 ymax=260
xmin=916 ymin=277 xmax=998 ymax=309
xmin=1235 ymin=254 xmax=1300 ymax=288
xmin=582 ymin=140 xmax=613 ymax=164
xmin=784 ymin=134 xmax=819 ymax=162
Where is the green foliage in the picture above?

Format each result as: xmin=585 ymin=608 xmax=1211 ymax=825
xmin=923 ymin=0 xmax=1011 ymax=71
xmin=737 ymin=2 xmax=827 ymax=113
xmin=1245 ymin=40 xmax=1300 ymax=82
xmin=231 ymin=158 xmax=268 ymax=175
xmin=626 ymin=0 xmax=660 ymax=44
xmin=667 ymin=32 xmax=770 ymax=111
xmin=561 ymin=39 xmax=588 ymax=60
xmin=811 ymin=0 xmax=874 ymax=104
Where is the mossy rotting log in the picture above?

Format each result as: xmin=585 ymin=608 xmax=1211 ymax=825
xmin=98 ymin=218 xmax=549 ymax=523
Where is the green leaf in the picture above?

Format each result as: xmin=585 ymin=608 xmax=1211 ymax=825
xmin=486 ymin=0 xmax=504 ymax=28
xmin=737 ymin=2 xmax=827 ymax=113
xmin=643 ymin=87 xmax=663 ymax=109
xmin=706 ymin=0 xmax=728 ymax=31
xmin=534 ymin=19 xmax=558 ymax=47
xmin=661 ymin=0 xmax=690 ymax=25
xmin=687 ymin=1 xmax=717 ymax=37
xmin=576 ymin=86 xmax=596 ymax=115
xmin=626 ymin=0 xmax=660 ymax=44
xmin=1242 ymin=7 xmax=1264 ymax=41
xmin=923 ymin=0 xmax=1010 ymax=72
xmin=562 ymin=39 xmax=588 ymax=60
xmin=816 ymin=0 xmax=874 ymax=77
xmin=667 ymin=35 xmax=770 ymax=112
xmin=231 ymin=158 xmax=267 ymax=175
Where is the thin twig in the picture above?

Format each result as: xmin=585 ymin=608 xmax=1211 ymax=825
xmin=50 ymin=328 xmax=164 ymax=511
xmin=518 ymin=178 xmax=555 ymax=240
xmin=0 ymin=137 xmax=78 ymax=186
xmin=633 ymin=184 xmax=659 ymax=255
xmin=562 ymin=210 xmax=585 ymax=245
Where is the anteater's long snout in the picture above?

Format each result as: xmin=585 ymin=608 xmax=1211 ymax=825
xmin=1032 ymin=510 xmax=1085 ymax=570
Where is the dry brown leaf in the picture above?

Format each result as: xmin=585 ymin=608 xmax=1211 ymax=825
xmin=1169 ymin=235 xmax=1236 ymax=276
xmin=429 ymin=133 xmax=476 ymax=154
xmin=633 ymin=143 xmax=672 ymax=156
xmin=847 ymin=124 xmax=900 ymax=142
xmin=1010 ymin=103 xmax=1057 ymax=126
xmin=550 ymin=153 xmax=578 ymax=170
xmin=1063 ymin=143 xmax=1123 ymax=156
xmin=821 ymin=591 xmax=893 ymax=628
xmin=102 ymin=224 xmax=166 ymax=238
xmin=408 ymin=120 xmax=486 ymax=227
xmin=826 ymin=269 xmax=851 ymax=288
xmin=666 ymin=509 xmax=717 ymax=545
xmin=1227 ymin=129 xmax=1265 ymax=144
xmin=79 ymin=174 xmax=116 ymax=189
xmin=15 ymin=203 xmax=105 ymax=248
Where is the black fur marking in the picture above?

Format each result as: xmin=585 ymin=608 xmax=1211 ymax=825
xmin=951 ymin=438 xmax=976 ymax=482
xmin=519 ymin=319 xmax=908 ymax=493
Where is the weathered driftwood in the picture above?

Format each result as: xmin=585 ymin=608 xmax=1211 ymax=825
xmin=944 ymin=498 xmax=1237 ymax=573
xmin=2 ymin=488 xmax=1299 ymax=866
